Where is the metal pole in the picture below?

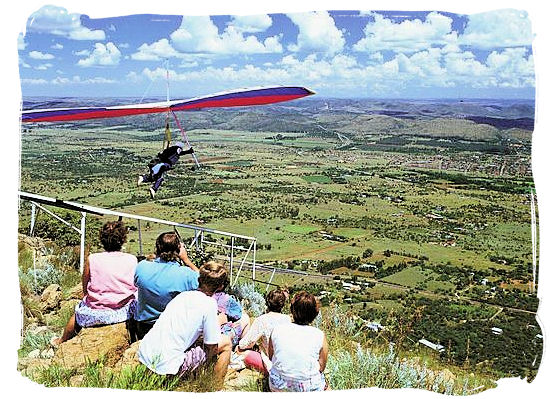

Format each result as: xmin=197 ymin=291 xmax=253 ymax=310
xmin=194 ymin=229 xmax=200 ymax=252
xmin=233 ymin=242 xmax=254 ymax=287
xmin=32 ymin=248 xmax=37 ymax=289
xmin=252 ymin=240 xmax=257 ymax=289
xmin=266 ymin=268 xmax=276 ymax=291
xmin=80 ymin=212 xmax=86 ymax=274
xmin=137 ymin=219 xmax=143 ymax=257
xmin=230 ymin=236 xmax=234 ymax=286
xmin=32 ymin=202 xmax=81 ymax=234
xmin=30 ymin=203 xmax=36 ymax=236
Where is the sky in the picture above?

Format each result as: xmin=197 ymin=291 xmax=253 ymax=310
xmin=17 ymin=5 xmax=535 ymax=99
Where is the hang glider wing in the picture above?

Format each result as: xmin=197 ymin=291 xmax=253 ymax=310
xmin=21 ymin=86 xmax=315 ymax=123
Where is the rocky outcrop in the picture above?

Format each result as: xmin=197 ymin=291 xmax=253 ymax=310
xmin=113 ymin=341 xmax=141 ymax=371
xmin=67 ymin=285 xmax=83 ymax=300
xmin=223 ymin=368 xmax=264 ymax=391
xmin=40 ymin=284 xmax=63 ymax=312
xmin=52 ymin=323 xmax=131 ymax=370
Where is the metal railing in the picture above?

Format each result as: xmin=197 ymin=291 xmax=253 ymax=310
xmin=18 ymin=191 xmax=256 ymax=286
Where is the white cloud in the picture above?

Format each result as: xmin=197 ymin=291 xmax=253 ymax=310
xmin=179 ymin=61 xmax=199 ymax=69
xmin=169 ymin=15 xmax=282 ymax=54
xmin=77 ymin=43 xmax=121 ymax=67
xmin=444 ymin=50 xmax=487 ymax=78
xmin=27 ymin=5 xmax=105 ymax=40
xmin=354 ymin=12 xmax=456 ymax=54
xmin=51 ymin=43 xmax=64 ymax=50
xmin=18 ymin=59 xmax=31 ymax=68
xmin=35 ymin=63 xmax=53 ymax=70
xmin=125 ymin=39 xmax=534 ymax=98
xmin=21 ymin=78 xmax=48 ymax=85
xmin=460 ymin=9 xmax=533 ymax=49
xmin=287 ymin=11 xmax=345 ymax=56
xmin=485 ymin=48 xmax=535 ymax=87
xmin=74 ymin=49 xmax=91 ymax=56
xmin=131 ymin=38 xmax=181 ymax=61
xmin=118 ymin=43 xmax=130 ymax=49
xmin=126 ymin=71 xmax=142 ymax=83
xmin=230 ymin=14 xmax=273 ymax=33
xmin=29 ymin=51 xmax=54 ymax=60
xmin=18 ymin=34 xmax=27 ymax=51
xmin=51 ymin=76 xmax=116 ymax=85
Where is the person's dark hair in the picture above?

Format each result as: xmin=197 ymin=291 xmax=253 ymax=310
xmin=99 ymin=221 xmax=127 ymax=252
xmin=198 ymin=261 xmax=228 ymax=294
xmin=290 ymin=291 xmax=320 ymax=325
xmin=266 ymin=289 xmax=287 ymax=313
xmin=155 ymin=232 xmax=180 ymax=262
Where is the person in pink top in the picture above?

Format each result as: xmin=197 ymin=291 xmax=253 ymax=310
xmin=54 ymin=221 xmax=138 ymax=344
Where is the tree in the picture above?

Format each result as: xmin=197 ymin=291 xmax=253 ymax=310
xmin=362 ymin=248 xmax=373 ymax=258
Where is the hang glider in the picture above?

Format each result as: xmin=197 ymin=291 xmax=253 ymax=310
xmin=21 ymin=86 xmax=315 ymax=123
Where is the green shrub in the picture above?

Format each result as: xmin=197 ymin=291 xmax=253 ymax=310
xmin=19 ymin=263 xmax=63 ymax=295
xmin=19 ymin=328 xmax=55 ymax=357
xmin=231 ymin=282 xmax=266 ymax=317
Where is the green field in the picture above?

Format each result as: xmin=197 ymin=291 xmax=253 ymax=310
xmin=18 ymin=126 xmax=536 ymax=307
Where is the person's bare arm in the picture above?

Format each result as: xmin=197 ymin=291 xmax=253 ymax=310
xmin=204 ymin=343 xmax=219 ymax=363
xmin=217 ymin=313 xmax=228 ymax=326
xmin=268 ymin=336 xmax=274 ymax=360
xmin=319 ymin=334 xmax=329 ymax=373
xmin=81 ymin=253 xmax=90 ymax=297
xmin=179 ymin=244 xmax=199 ymax=272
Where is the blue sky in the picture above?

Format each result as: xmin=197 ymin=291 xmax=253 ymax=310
xmin=18 ymin=5 xmax=535 ymax=99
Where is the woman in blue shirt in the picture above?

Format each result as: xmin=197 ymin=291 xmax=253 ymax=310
xmin=133 ymin=231 xmax=199 ymax=339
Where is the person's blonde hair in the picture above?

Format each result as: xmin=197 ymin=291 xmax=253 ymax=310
xmin=199 ymin=261 xmax=228 ymax=292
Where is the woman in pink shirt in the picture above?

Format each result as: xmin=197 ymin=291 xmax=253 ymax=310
xmin=54 ymin=221 xmax=138 ymax=344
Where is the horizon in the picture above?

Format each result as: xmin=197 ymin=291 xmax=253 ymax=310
xmin=21 ymin=95 xmax=536 ymax=102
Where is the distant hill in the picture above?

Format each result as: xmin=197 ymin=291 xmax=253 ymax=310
xmin=21 ymin=97 xmax=534 ymax=142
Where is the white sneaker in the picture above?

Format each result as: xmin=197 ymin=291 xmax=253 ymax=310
xmin=149 ymin=188 xmax=156 ymax=199
xmin=137 ymin=175 xmax=144 ymax=186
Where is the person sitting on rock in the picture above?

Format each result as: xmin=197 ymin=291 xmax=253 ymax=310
xmin=54 ymin=221 xmax=138 ymax=345
xmin=137 ymin=261 xmax=233 ymax=387
xmin=268 ymin=291 xmax=329 ymax=392
xmin=236 ymin=288 xmax=291 ymax=374
xmin=137 ymin=141 xmax=194 ymax=199
xmin=132 ymin=231 xmax=199 ymax=340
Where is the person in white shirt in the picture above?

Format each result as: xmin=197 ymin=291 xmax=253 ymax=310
xmin=137 ymin=261 xmax=232 ymax=387
xmin=268 ymin=291 xmax=329 ymax=392
xmin=237 ymin=288 xmax=291 ymax=374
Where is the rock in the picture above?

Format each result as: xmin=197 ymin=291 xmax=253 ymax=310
xmin=223 ymin=368 xmax=264 ymax=391
xmin=33 ymin=326 xmax=49 ymax=335
xmin=41 ymin=348 xmax=55 ymax=359
xmin=441 ymin=368 xmax=456 ymax=382
xmin=18 ymin=357 xmax=52 ymax=378
xmin=59 ymin=299 xmax=80 ymax=314
xmin=67 ymin=285 xmax=83 ymax=300
xmin=69 ymin=374 xmax=84 ymax=387
xmin=27 ymin=349 xmax=40 ymax=359
xmin=113 ymin=341 xmax=141 ymax=371
xmin=52 ymin=323 xmax=130 ymax=370
xmin=41 ymin=284 xmax=62 ymax=311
